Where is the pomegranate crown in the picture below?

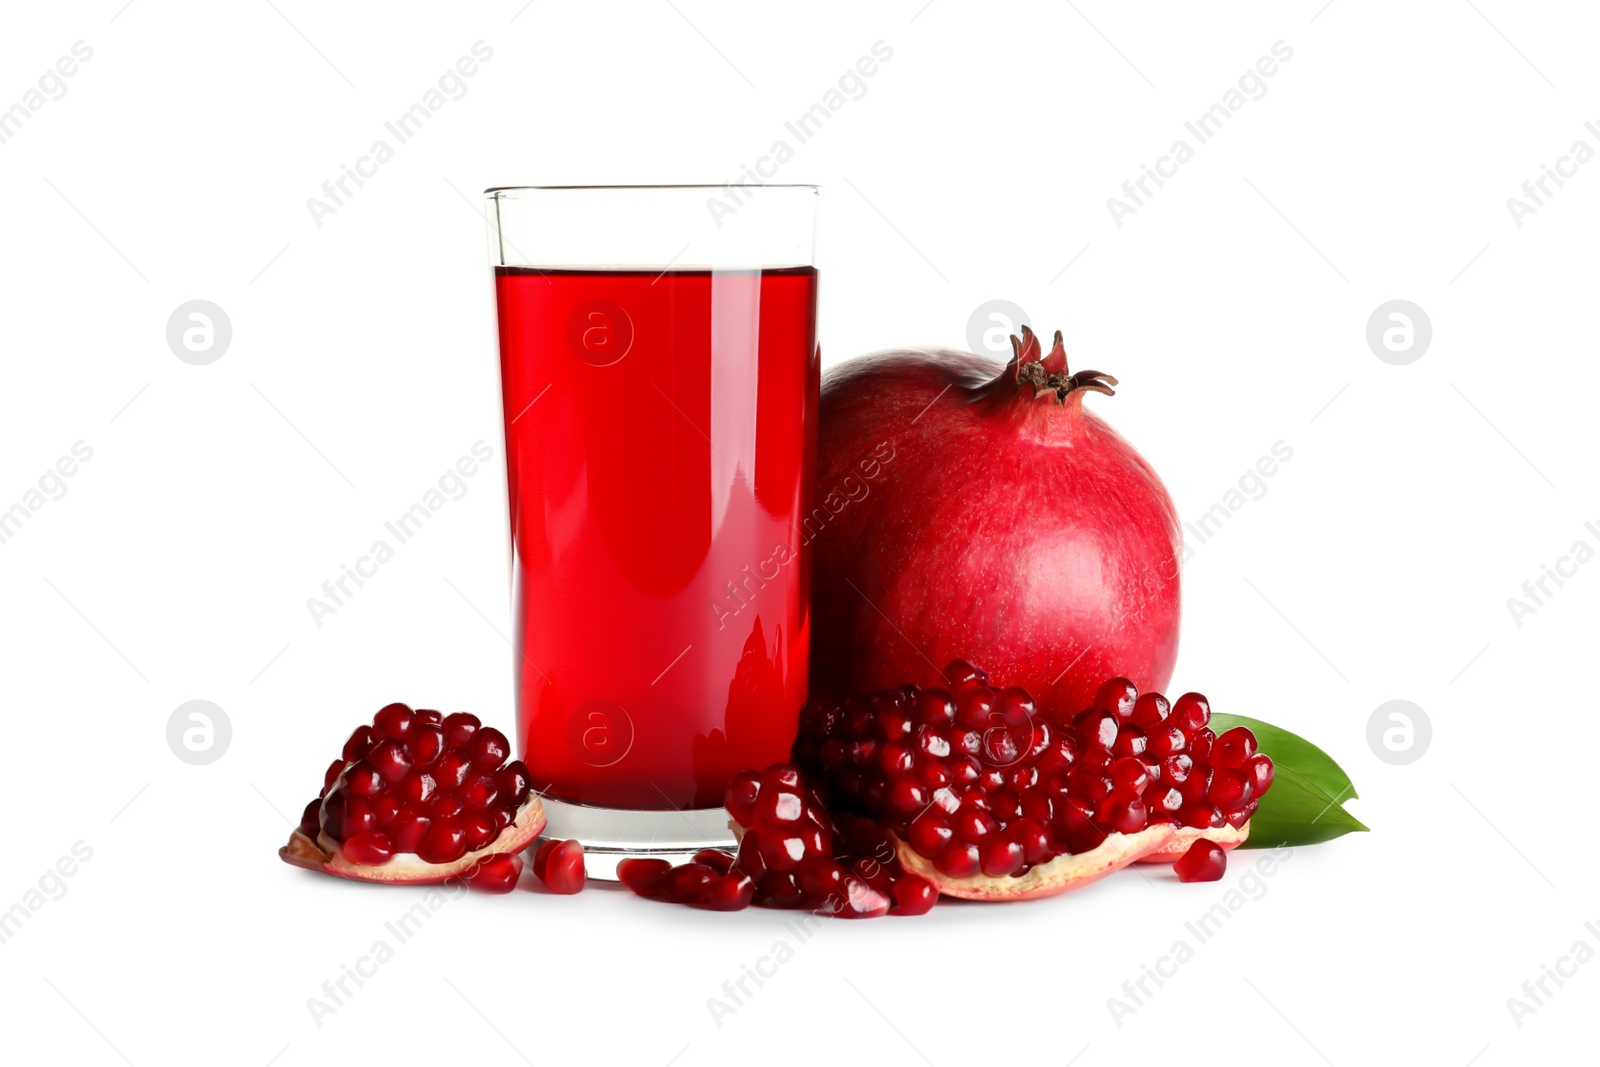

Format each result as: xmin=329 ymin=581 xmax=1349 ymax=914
xmin=1007 ymin=326 xmax=1118 ymax=402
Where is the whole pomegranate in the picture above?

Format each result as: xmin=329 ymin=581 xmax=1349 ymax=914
xmin=811 ymin=326 xmax=1181 ymax=711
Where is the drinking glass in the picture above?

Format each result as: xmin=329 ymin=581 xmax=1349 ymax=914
xmin=486 ymin=185 xmax=819 ymax=874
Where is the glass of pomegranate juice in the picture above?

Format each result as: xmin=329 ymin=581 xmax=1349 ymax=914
xmin=485 ymin=185 xmax=819 ymax=876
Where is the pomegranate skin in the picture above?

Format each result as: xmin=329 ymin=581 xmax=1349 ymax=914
xmin=810 ymin=329 xmax=1181 ymax=713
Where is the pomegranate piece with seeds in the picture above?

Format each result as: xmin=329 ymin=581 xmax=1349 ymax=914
xmin=792 ymin=663 xmax=1270 ymax=898
xmin=280 ymin=704 xmax=545 ymax=886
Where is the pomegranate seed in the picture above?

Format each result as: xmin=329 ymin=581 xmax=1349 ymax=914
xmin=495 ymin=762 xmax=533 ymax=808
xmin=1174 ymin=839 xmax=1227 ymax=882
xmin=341 ymin=794 xmax=377 ymax=839
xmin=706 ymin=871 xmax=757 ymax=910
xmin=1188 ymin=728 xmax=1215 ymax=761
xmin=417 ymin=818 xmax=468 ymax=864
xmin=618 ymin=858 xmax=672 ymax=897
xmin=891 ymin=873 xmax=938 ymax=915
xmin=1130 ymin=693 xmax=1169 ymax=728
xmin=758 ymin=826 xmax=826 ymax=873
xmin=1111 ymin=726 xmax=1147 ymax=758
xmin=935 ymin=840 xmax=981 ymax=878
xmin=1094 ymin=677 xmax=1139 ymax=719
xmin=798 ymin=857 xmax=847 ymax=900
xmin=323 ymin=795 xmax=347 ymax=838
xmin=1145 ymin=784 xmax=1184 ymax=816
xmin=373 ymin=702 xmax=414 ymax=739
xmin=461 ymin=811 xmax=496 ymax=851
xmin=956 ymin=690 xmax=994 ymax=730
xmin=1096 ymin=791 xmax=1148 ymax=834
xmin=397 ymin=771 xmax=437 ymax=805
xmin=341 ymin=830 xmax=394 ymax=866
xmin=990 ymin=790 xmax=1024 ymax=823
xmin=952 ymin=808 xmax=998 ymax=843
xmin=878 ymin=708 xmax=915 ymax=741
xmin=469 ymin=728 xmax=510 ymax=770
xmin=945 ymin=659 xmax=988 ymax=693
xmin=662 ymin=863 xmax=716 ymax=903
xmin=692 ymin=849 xmax=734 ymax=875
xmin=1067 ymin=764 xmax=1113 ymax=804
xmin=390 ymin=806 xmax=432 ymax=852
xmin=467 ymin=853 xmax=521 ymax=893
xmin=734 ymin=832 xmax=768 ymax=881
xmin=428 ymin=793 xmax=465 ymax=820
xmin=442 ymin=711 xmax=480 ymax=747
xmin=1146 ymin=724 xmax=1187 ymax=757
xmin=1169 ymin=693 xmax=1210 ymax=735
xmin=533 ymin=839 xmax=586 ymax=894
xmin=883 ymin=779 xmax=927 ymax=816
xmin=762 ymin=871 xmax=808 ymax=908
xmin=816 ymin=876 xmax=890 ymax=918
xmin=433 ymin=751 xmax=472 ymax=791
xmin=323 ymin=759 xmax=346 ymax=793
xmin=1161 ymin=754 xmax=1194 ymax=783
xmin=298 ymin=799 xmax=321 ymax=837
xmin=1077 ymin=710 xmax=1119 ymax=750
xmin=461 ymin=773 xmax=499 ymax=810
xmin=1056 ymin=810 xmax=1107 ymax=854
xmin=342 ymin=726 xmax=376 ymax=762
xmin=878 ymin=741 xmax=915 ymax=777
xmin=415 ymin=709 xmax=444 ymax=726
xmin=754 ymin=787 xmax=805 ymax=825
xmin=980 ymin=836 xmax=1025 ymax=877
xmin=914 ymin=690 xmax=957 ymax=726
xmin=1247 ymin=753 xmax=1274 ymax=797
xmin=341 ymin=762 xmax=384 ymax=797
xmin=409 ymin=724 xmax=446 ymax=767
xmin=368 ymin=739 xmax=413 ymax=785
xmin=725 ymin=769 xmax=762 ymax=827
xmin=908 ymin=812 xmax=953 ymax=857
xmin=1179 ymin=765 xmax=1213 ymax=803
xmin=1214 ymin=727 xmax=1258 ymax=768
xmin=1179 ymin=803 xmax=1224 ymax=829
xmin=1015 ymin=819 xmax=1053 ymax=864
xmin=1210 ymin=768 xmax=1254 ymax=812
xmin=1109 ymin=756 xmax=1151 ymax=793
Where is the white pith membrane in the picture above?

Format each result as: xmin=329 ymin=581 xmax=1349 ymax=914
xmin=895 ymin=823 xmax=1176 ymax=900
xmin=1137 ymin=821 xmax=1249 ymax=863
xmin=279 ymin=794 xmax=547 ymax=884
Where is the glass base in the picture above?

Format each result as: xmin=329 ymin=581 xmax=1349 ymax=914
xmin=537 ymin=796 xmax=736 ymax=880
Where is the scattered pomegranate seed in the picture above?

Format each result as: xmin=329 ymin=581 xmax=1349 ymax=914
xmin=617 ymin=858 xmax=672 ymax=898
xmin=532 ymin=839 xmax=586 ymax=894
xmin=1173 ymin=839 xmax=1227 ymax=882
xmin=467 ymin=853 xmax=522 ymax=893
xmin=705 ymin=871 xmax=758 ymax=910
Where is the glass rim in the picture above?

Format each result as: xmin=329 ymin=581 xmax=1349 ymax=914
xmin=484 ymin=184 xmax=819 ymax=195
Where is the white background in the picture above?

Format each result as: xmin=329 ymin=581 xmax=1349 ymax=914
xmin=1 ymin=2 xmax=1594 ymax=1064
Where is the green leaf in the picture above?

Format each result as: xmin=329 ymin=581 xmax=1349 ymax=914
xmin=1210 ymin=712 xmax=1358 ymax=801
xmin=1235 ymin=764 xmax=1369 ymax=849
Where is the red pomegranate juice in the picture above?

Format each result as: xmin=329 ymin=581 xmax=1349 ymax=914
xmin=495 ymin=267 xmax=818 ymax=809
